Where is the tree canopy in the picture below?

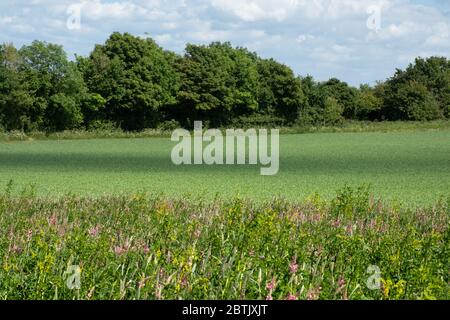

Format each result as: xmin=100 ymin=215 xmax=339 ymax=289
xmin=0 ymin=33 xmax=449 ymax=132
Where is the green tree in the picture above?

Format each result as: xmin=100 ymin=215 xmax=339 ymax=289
xmin=176 ymin=42 xmax=259 ymax=127
xmin=381 ymin=57 xmax=449 ymax=120
xmin=321 ymin=78 xmax=359 ymax=119
xmin=18 ymin=41 xmax=87 ymax=130
xmin=81 ymin=32 xmax=180 ymax=130
xmin=354 ymin=84 xmax=383 ymax=120
xmin=322 ymin=97 xmax=344 ymax=125
xmin=256 ymin=59 xmax=305 ymax=124
xmin=297 ymin=75 xmax=324 ymax=125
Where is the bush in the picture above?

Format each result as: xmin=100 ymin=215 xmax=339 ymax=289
xmin=46 ymin=94 xmax=83 ymax=131
xmin=396 ymin=82 xmax=442 ymax=121
xmin=157 ymin=119 xmax=181 ymax=131
xmin=87 ymin=120 xmax=119 ymax=131
xmin=323 ymin=97 xmax=344 ymax=125
xmin=230 ymin=114 xmax=286 ymax=128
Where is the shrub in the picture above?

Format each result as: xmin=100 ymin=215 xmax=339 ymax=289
xmin=157 ymin=119 xmax=181 ymax=132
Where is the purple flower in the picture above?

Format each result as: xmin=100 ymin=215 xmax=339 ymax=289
xmin=289 ymin=257 xmax=298 ymax=274
xmin=266 ymin=277 xmax=276 ymax=291
xmin=286 ymin=293 xmax=298 ymax=300
xmin=88 ymin=225 xmax=101 ymax=238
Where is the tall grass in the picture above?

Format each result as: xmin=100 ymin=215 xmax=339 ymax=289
xmin=0 ymin=186 xmax=448 ymax=300
xmin=1 ymin=120 xmax=450 ymax=142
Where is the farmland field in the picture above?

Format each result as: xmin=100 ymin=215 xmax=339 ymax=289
xmin=0 ymin=130 xmax=449 ymax=205
xmin=0 ymin=128 xmax=449 ymax=300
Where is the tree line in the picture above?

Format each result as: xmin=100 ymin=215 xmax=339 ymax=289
xmin=1 ymin=32 xmax=449 ymax=132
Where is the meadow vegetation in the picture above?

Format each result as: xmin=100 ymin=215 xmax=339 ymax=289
xmin=0 ymin=120 xmax=449 ymax=142
xmin=0 ymin=185 xmax=448 ymax=300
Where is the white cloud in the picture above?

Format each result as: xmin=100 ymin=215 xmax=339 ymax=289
xmin=211 ymin=0 xmax=299 ymax=22
xmin=154 ymin=33 xmax=172 ymax=44
xmin=186 ymin=29 xmax=232 ymax=42
xmin=0 ymin=16 xmax=15 ymax=24
xmin=80 ymin=0 xmax=148 ymax=21
xmin=0 ymin=0 xmax=448 ymax=85
xmin=424 ymin=22 xmax=450 ymax=47
xmin=296 ymin=34 xmax=314 ymax=44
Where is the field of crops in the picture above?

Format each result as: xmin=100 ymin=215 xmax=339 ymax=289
xmin=0 ymin=130 xmax=449 ymax=205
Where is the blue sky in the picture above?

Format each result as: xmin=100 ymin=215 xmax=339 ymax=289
xmin=0 ymin=0 xmax=449 ymax=86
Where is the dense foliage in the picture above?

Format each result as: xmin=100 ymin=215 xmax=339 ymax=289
xmin=1 ymin=33 xmax=449 ymax=131
xmin=0 ymin=186 xmax=448 ymax=300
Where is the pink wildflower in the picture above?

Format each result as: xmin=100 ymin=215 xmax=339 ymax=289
xmin=114 ymin=246 xmax=128 ymax=256
xmin=10 ymin=244 xmax=22 ymax=254
xmin=88 ymin=225 xmax=101 ymax=238
xmin=266 ymin=277 xmax=276 ymax=291
xmin=289 ymin=257 xmax=298 ymax=274
xmin=286 ymin=293 xmax=298 ymax=300
xmin=338 ymin=276 xmax=346 ymax=288
xmin=49 ymin=214 xmax=57 ymax=226
xmin=307 ymin=286 xmax=322 ymax=300
xmin=193 ymin=229 xmax=202 ymax=238
xmin=26 ymin=229 xmax=33 ymax=241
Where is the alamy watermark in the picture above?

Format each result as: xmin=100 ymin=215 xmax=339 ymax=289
xmin=366 ymin=5 xmax=382 ymax=33
xmin=366 ymin=265 xmax=382 ymax=290
xmin=171 ymin=121 xmax=280 ymax=176
xmin=66 ymin=4 xmax=82 ymax=30
xmin=64 ymin=265 xmax=81 ymax=290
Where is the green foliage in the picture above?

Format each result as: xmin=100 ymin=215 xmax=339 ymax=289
xmin=322 ymin=78 xmax=358 ymax=119
xmin=157 ymin=119 xmax=181 ymax=132
xmin=176 ymin=42 xmax=259 ymax=127
xmin=0 ymin=188 xmax=447 ymax=300
xmin=323 ymin=97 xmax=344 ymax=125
xmin=82 ymin=32 xmax=180 ymax=130
xmin=256 ymin=58 xmax=305 ymax=123
xmin=1 ymin=36 xmax=449 ymax=132
xmin=0 ymin=41 xmax=88 ymax=131
xmin=46 ymin=94 xmax=83 ymax=131
xmin=384 ymin=80 xmax=442 ymax=120
xmin=382 ymin=57 xmax=449 ymax=121
xmin=231 ymin=114 xmax=286 ymax=128
xmin=354 ymin=84 xmax=383 ymax=120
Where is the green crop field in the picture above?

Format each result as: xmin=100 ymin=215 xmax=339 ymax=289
xmin=0 ymin=129 xmax=449 ymax=205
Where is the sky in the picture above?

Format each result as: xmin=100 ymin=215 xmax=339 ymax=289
xmin=0 ymin=0 xmax=449 ymax=86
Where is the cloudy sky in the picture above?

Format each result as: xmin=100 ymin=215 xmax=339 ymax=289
xmin=0 ymin=0 xmax=449 ymax=86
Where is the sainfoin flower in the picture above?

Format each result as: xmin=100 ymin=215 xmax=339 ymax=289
xmin=286 ymin=293 xmax=298 ymax=300
xmin=193 ymin=229 xmax=202 ymax=238
xmin=338 ymin=276 xmax=346 ymax=288
xmin=49 ymin=214 xmax=57 ymax=226
xmin=10 ymin=244 xmax=22 ymax=254
xmin=26 ymin=229 xmax=33 ymax=241
xmin=266 ymin=277 xmax=276 ymax=291
xmin=114 ymin=245 xmax=128 ymax=255
xmin=307 ymin=286 xmax=322 ymax=300
xmin=336 ymin=276 xmax=348 ymax=300
xmin=88 ymin=225 xmax=101 ymax=238
xmin=289 ymin=257 xmax=298 ymax=274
